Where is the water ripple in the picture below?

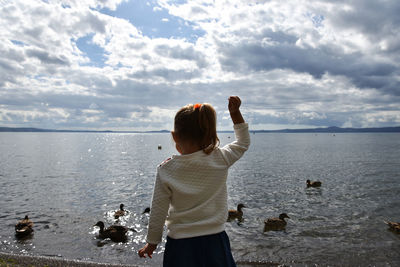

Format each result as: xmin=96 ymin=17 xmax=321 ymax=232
xmin=0 ymin=132 xmax=399 ymax=266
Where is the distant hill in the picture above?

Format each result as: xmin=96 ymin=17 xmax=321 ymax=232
xmin=0 ymin=127 xmax=111 ymax=133
xmin=0 ymin=126 xmax=169 ymax=133
xmin=0 ymin=126 xmax=399 ymax=133
xmin=252 ymin=126 xmax=400 ymax=133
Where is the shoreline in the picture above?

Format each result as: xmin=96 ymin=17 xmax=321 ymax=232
xmin=0 ymin=252 xmax=282 ymax=267
xmin=0 ymin=252 xmax=141 ymax=267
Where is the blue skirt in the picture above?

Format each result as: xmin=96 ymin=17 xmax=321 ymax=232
xmin=163 ymin=231 xmax=236 ymax=267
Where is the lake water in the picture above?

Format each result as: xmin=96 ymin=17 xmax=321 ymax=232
xmin=0 ymin=132 xmax=399 ymax=266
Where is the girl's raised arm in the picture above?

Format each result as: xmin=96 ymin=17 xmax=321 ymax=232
xmin=228 ymin=96 xmax=245 ymax=124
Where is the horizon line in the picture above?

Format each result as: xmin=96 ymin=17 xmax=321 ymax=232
xmin=1 ymin=125 xmax=400 ymax=133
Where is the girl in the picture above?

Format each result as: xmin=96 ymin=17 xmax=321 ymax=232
xmin=138 ymin=96 xmax=250 ymax=266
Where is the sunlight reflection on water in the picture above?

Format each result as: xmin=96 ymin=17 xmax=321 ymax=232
xmin=0 ymin=132 xmax=399 ymax=266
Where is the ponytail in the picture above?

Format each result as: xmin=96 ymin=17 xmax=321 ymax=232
xmin=198 ymin=104 xmax=219 ymax=154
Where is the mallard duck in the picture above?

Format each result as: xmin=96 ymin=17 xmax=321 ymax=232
xmin=384 ymin=221 xmax=400 ymax=233
xmin=142 ymin=207 xmax=151 ymax=214
xmin=264 ymin=213 xmax=290 ymax=232
xmin=94 ymin=221 xmax=136 ymax=242
xmin=114 ymin=204 xmax=125 ymax=219
xmin=227 ymin=203 xmax=246 ymax=221
xmin=15 ymin=215 xmax=34 ymax=236
xmin=306 ymin=179 xmax=322 ymax=187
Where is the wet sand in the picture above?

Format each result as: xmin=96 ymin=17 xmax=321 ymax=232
xmin=0 ymin=252 xmax=281 ymax=267
xmin=0 ymin=252 xmax=141 ymax=267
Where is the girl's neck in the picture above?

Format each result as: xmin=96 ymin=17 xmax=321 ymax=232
xmin=177 ymin=142 xmax=201 ymax=155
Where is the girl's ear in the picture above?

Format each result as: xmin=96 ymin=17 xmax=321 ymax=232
xmin=171 ymin=131 xmax=178 ymax=143
xmin=171 ymin=131 xmax=183 ymax=154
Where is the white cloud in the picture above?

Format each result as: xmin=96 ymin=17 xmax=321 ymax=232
xmin=0 ymin=0 xmax=399 ymax=130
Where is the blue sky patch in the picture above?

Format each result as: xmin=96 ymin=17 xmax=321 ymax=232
xmin=76 ymin=33 xmax=107 ymax=67
xmin=11 ymin=40 xmax=25 ymax=46
xmin=99 ymin=0 xmax=205 ymax=43
xmin=311 ymin=14 xmax=325 ymax=28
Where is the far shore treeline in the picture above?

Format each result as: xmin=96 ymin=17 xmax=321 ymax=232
xmin=1 ymin=126 xmax=400 ymax=133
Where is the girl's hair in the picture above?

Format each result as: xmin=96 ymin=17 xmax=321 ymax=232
xmin=174 ymin=103 xmax=219 ymax=154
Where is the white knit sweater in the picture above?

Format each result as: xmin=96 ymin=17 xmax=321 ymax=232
xmin=146 ymin=122 xmax=250 ymax=244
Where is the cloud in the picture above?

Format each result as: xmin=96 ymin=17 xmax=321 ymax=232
xmin=26 ymin=48 xmax=70 ymax=65
xmin=0 ymin=0 xmax=399 ymax=130
xmin=218 ymin=40 xmax=398 ymax=94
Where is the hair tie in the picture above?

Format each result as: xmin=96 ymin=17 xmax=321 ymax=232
xmin=194 ymin=103 xmax=202 ymax=110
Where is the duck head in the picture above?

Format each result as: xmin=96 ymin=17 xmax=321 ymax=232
xmin=237 ymin=203 xmax=246 ymax=211
xmin=119 ymin=204 xmax=124 ymax=211
xmin=142 ymin=207 xmax=151 ymax=214
xmin=306 ymin=180 xmax=311 ymax=185
xmin=279 ymin=213 xmax=290 ymax=220
xmin=94 ymin=221 xmax=105 ymax=231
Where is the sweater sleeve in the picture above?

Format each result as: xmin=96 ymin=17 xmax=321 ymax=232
xmin=146 ymin=168 xmax=171 ymax=244
xmin=220 ymin=122 xmax=250 ymax=167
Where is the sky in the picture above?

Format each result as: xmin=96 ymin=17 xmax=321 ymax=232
xmin=1 ymin=0 xmax=399 ymax=131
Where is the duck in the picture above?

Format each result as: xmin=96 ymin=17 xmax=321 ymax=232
xmin=227 ymin=203 xmax=246 ymax=222
xmin=94 ymin=221 xmax=136 ymax=242
xmin=114 ymin=204 xmax=126 ymax=219
xmin=15 ymin=215 xmax=34 ymax=236
xmin=142 ymin=207 xmax=151 ymax=214
xmin=384 ymin=221 xmax=400 ymax=233
xmin=264 ymin=213 xmax=290 ymax=232
xmin=306 ymin=179 xmax=322 ymax=187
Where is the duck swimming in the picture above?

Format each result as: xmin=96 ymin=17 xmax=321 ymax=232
xmin=306 ymin=179 xmax=322 ymax=187
xmin=384 ymin=221 xmax=400 ymax=233
xmin=227 ymin=203 xmax=246 ymax=222
xmin=94 ymin=221 xmax=136 ymax=242
xmin=142 ymin=207 xmax=151 ymax=214
xmin=15 ymin=215 xmax=34 ymax=236
xmin=114 ymin=204 xmax=126 ymax=219
xmin=264 ymin=213 xmax=290 ymax=232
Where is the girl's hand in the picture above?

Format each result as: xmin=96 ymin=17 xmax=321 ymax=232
xmin=228 ymin=96 xmax=244 ymax=124
xmin=228 ymin=96 xmax=241 ymax=114
xmin=138 ymin=243 xmax=157 ymax=258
